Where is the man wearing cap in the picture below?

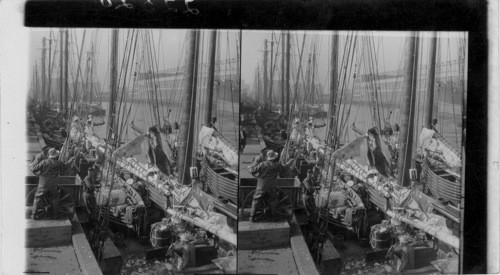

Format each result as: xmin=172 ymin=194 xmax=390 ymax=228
xmin=30 ymin=148 xmax=76 ymax=220
xmin=247 ymin=150 xmax=294 ymax=222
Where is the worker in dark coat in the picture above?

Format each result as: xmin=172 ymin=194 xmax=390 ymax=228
xmin=83 ymin=166 xmax=100 ymax=215
xmin=30 ymin=148 xmax=75 ymax=220
xmin=301 ymin=169 xmax=318 ymax=217
xmin=239 ymin=127 xmax=247 ymax=154
xmin=210 ymin=117 xmax=218 ymax=131
xmin=247 ymin=150 xmax=294 ymax=222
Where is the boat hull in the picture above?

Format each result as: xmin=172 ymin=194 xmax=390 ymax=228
xmin=201 ymin=159 xmax=237 ymax=204
xmin=421 ymin=159 xmax=461 ymax=206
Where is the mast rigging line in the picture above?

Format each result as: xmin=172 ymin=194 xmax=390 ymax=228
xmin=286 ymin=32 xmax=307 ymax=128
xmin=339 ymin=38 xmax=364 ymax=143
xmin=336 ymin=34 xmax=358 ymax=141
xmin=117 ymin=29 xmax=140 ymax=144
xmin=110 ymin=29 xmax=134 ymax=145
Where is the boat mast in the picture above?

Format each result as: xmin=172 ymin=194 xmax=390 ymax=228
xmin=269 ymin=34 xmax=274 ymax=108
xmin=291 ymin=33 xmax=307 ymax=115
xmin=47 ymin=33 xmax=52 ymax=104
xmin=310 ymin=45 xmax=317 ymax=108
xmin=425 ymin=32 xmax=438 ymax=128
xmin=327 ymin=32 xmax=339 ymax=145
xmin=64 ymin=29 xmax=69 ymax=114
xmin=178 ymin=30 xmax=199 ymax=185
xmin=398 ymin=32 xmax=420 ymax=187
xmin=33 ymin=63 xmax=39 ymax=101
xmin=366 ymin=37 xmax=382 ymax=129
xmin=90 ymin=43 xmax=96 ymax=104
xmin=304 ymin=54 xmax=312 ymax=108
xmin=72 ymin=30 xmax=87 ymax=109
xmin=286 ymin=31 xmax=291 ymax=117
xmin=107 ymin=29 xmax=119 ymax=142
xmin=59 ymin=29 xmax=64 ymax=112
xmin=281 ymin=31 xmax=285 ymax=113
xmin=41 ymin=37 xmax=46 ymax=104
xmin=256 ymin=66 xmax=261 ymax=103
xmin=205 ymin=30 xmax=217 ymax=126
xmin=263 ymin=39 xmax=268 ymax=109
xmin=83 ymin=52 xmax=90 ymax=104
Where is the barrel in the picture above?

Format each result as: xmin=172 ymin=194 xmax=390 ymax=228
xmin=370 ymin=226 xmax=391 ymax=249
xmin=150 ymin=222 xmax=172 ymax=248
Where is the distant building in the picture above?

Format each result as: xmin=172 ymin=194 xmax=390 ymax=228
xmin=134 ymin=58 xmax=239 ymax=104
xmin=322 ymin=59 xmax=465 ymax=105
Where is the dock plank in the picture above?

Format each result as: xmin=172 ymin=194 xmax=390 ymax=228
xmin=25 ymin=245 xmax=82 ymax=274
xmin=238 ymin=248 xmax=300 ymax=275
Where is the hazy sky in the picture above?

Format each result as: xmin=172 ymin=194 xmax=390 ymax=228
xmin=241 ymin=30 xmax=467 ymax=94
xmin=29 ymin=29 xmax=466 ymax=95
xmin=29 ymin=29 xmax=241 ymax=91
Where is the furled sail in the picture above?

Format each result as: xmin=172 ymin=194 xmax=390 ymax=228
xmin=198 ymin=126 xmax=238 ymax=171
xmin=419 ymin=127 xmax=461 ymax=169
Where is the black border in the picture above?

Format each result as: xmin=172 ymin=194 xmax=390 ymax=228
xmin=25 ymin=0 xmax=488 ymax=273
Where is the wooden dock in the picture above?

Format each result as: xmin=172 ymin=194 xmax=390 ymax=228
xmin=239 ymin=125 xmax=266 ymax=179
xmin=24 ymin=140 xmax=104 ymax=275
xmin=238 ymin=219 xmax=300 ymax=275
xmin=25 ymin=216 xmax=103 ymax=275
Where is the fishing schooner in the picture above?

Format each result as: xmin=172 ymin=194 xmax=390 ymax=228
xmin=241 ymin=30 xmax=466 ymax=274
xmin=26 ymin=28 xmax=239 ymax=274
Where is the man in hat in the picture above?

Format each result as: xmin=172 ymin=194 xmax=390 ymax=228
xmin=301 ymin=169 xmax=319 ymax=217
xmin=251 ymin=148 xmax=268 ymax=167
xmin=247 ymin=150 xmax=294 ymax=222
xmin=30 ymin=148 xmax=76 ymax=220
xmin=30 ymin=145 xmax=51 ymax=167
